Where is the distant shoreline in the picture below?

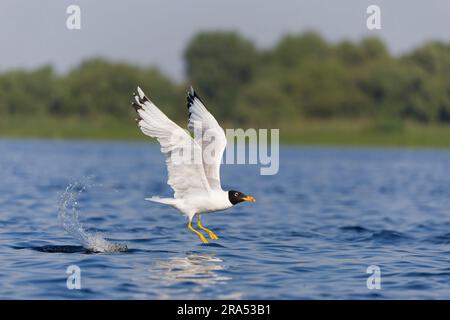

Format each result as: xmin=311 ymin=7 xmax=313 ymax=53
xmin=1 ymin=116 xmax=449 ymax=149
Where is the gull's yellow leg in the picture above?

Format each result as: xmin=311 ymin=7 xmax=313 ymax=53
xmin=188 ymin=220 xmax=208 ymax=244
xmin=197 ymin=215 xmax=219 ymax=240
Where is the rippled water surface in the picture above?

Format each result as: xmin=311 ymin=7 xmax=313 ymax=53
xmin=0 ymin=139 xmax=449 ymax=299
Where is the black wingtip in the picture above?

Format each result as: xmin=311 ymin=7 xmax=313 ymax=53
xmin=187 ymin=86 xmax=195 ymax=109
xmin=186 ymin=85 xmax=203 ymax=110
xmin=132 ymin=101 xmax=141 ymax=112
xmin=188 ymin=85 xmax=199 ymax=98
xmin=137 ymin=86 xmax=150 ymax=103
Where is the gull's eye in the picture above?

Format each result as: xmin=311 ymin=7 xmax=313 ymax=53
xmin=234 ymin=192 xmax=238 ymax=197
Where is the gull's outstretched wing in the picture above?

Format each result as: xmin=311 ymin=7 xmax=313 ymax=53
xmin=133 ymin=87 xmax=211 ymax=199
xmin=187 ymin=87 xmax=227 ymax=190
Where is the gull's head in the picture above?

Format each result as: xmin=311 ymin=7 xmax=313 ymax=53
xmin=228 ymin=190 xmax=256 ymax=205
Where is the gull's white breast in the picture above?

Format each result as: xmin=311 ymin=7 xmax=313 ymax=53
xmin=176 ymin=190 xmax=232 ymax=216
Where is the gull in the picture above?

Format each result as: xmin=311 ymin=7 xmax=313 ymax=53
xmin=132 ymin=86 xmax=256 ymax=243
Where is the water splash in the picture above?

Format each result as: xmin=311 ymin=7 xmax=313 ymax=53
xmin=58 ymin=179 xmax=127 ymax=253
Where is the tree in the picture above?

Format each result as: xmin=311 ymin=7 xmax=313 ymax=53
xmin=1 ymin=31 xmax=450 ymax=126
xmin=402 ymin=43 xmax=450 ymax=121
xmin=60 ymin=58 xmax=178 ymax=118
xmin=184 ymin=32 xmax=259 ymax=120
xmin=272 ymin=31 xmax=330 ymax=68
xmin=237 ymin=78 xmax=293 ymax=126
xmin=0 ymin=66 xmax=58 ymax=115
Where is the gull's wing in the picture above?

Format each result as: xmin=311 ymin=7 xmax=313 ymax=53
xmin=187 ymin=87 xmax=227 ymax=190
xmin=133 ymin=87 xmax=211 ymax=199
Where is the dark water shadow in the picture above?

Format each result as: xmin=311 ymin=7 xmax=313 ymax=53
xmin=11 ymin=244 xmax=182 ymax=255
xmin=202 ymin=242 xmax=227 ymax=248
xmin=11 ymin=245 xmax=91 ymax=254
xmin=12 ymin=244 xmax=131 ymax=254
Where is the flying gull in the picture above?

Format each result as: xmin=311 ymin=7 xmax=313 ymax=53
xmin=132 ymin=86 xmax=256 ymax=243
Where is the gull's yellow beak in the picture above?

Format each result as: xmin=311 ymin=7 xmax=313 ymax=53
xmin=242 ymin=196 xmax=256 ymax=202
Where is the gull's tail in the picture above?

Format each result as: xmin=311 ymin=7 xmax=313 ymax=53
xmin=146 ymin=196 xmax=178 ymax=206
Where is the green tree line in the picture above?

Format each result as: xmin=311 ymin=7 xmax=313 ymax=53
xmin=1 ymin=31 xmax=450 ymax=127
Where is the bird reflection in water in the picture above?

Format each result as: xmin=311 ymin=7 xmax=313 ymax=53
xmin=151 ymin=253 xmax=231 ymax=287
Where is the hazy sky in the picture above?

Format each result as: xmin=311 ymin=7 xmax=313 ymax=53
xmin=1 ymin=0 xmax=449 ymax=80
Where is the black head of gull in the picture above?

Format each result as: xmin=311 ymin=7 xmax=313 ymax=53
xmin=228 ymin=190 xmax=256 ymax=205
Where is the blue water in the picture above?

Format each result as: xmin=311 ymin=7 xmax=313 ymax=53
xmin=0 ymin=139 xmax=449 ymax=299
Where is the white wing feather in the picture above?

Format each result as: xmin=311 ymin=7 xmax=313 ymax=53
xmin=133 ymin=87 xmax=211 ymax=199
xmin=187 ymin=87 xmax=227 ymax=190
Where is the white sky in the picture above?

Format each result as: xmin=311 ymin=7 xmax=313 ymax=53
xmin=0 ymin=0 xmax=449 ymax=81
